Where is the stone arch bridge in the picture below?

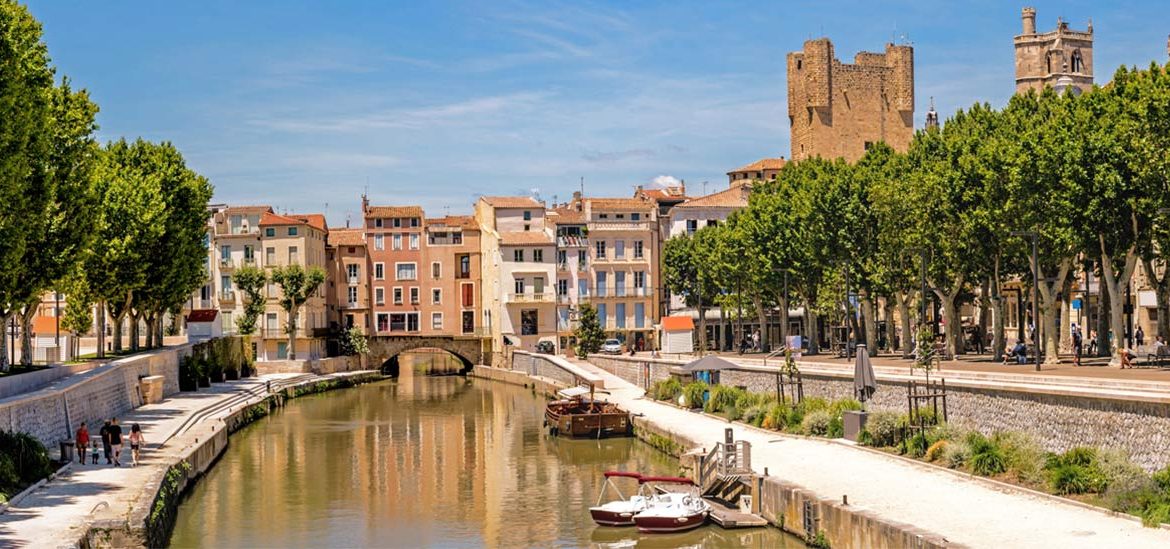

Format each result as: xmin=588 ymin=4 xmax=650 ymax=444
xmin=368 ymin=335 xmax=487 ymax=376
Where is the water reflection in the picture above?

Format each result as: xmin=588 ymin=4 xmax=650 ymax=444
xmin=170 ymin=354 xmax=796 ymax=548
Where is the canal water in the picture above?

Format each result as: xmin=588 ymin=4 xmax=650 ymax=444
xmin=170 ymin=352 xmax=797 ymax=548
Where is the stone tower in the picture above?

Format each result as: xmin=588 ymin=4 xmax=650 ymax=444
xmin=786 ymin=38 xmax=914 ymax=162
xmin=1014 ymin=7 xmax=1093 ymax=94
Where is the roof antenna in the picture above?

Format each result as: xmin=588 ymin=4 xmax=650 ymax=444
xmin=580 ymin=176 xmax=585 ymax=196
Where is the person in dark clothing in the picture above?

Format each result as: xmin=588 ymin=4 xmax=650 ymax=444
xmin=1136 ymin=326 xmax=1145 ymax=347
xmin=1072 ymin=324 xmax=1083 ymax=366
xmin=100 ymin=420 xmax=112 ymax=464
xmin=109 ymin=418 xmax=124 ymax=467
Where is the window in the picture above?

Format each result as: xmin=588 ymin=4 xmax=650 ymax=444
xmin=635 ymin=303 xmax=645 ymax=328
xmin=393 ymin=288 xmax=403 ymax=304
xmin=453 ymin=232 xmax=463 ymax=244
xmin=634 ymin=271 xmax=645 ymax=289
xmin=288 ymin=227 xmax=298 ymax=236
xmin=458 ymin=255 xmax=471 ymax=278
xmin=396 ymin=263 xmax=417 ymax=280
xmin=377 ymin=313 xmax=389 ymax=332
xmin=220 ymin=245 xmax=231 ymax=261
xmin=514 ymin=249 xmax=524 ymax=262
xmin=407 ymin=312 xmax=419 ymax=331
xmin=393 ymin=218 xmax=402 ymax=228
xmin=374 ymin=263 xmax=385 ymax=280
xmin=432 ymin=262 xmax=441 ymax=279
xmin=557 ymin=250 xmax=566 ymax=266
xmin=462 ymin=311 xmax=474 ymax=334
xmin=524 ymin=224 xmax=530 ymax=231
xmin=432 ymin=289 xmax=442 ymax=304
xmin=289 ymin=246 xmax=299 ymax=264
xmin=1071 ymin=50 xmax=1084 ymax=73
xmin=597 ymin=304 xmax=607 ymax=329
xmin=706 ymin=219 xmax=717 ymax=227
xmin=346 ymin=264 xmax=359 ymax=281
xmin=523 ymin=210 xmax=532 ymax=221
xmin=631 ymin=213 xmax=640 ymax=221
xmin=375 ymin=287 xmax=385 ymax=305
xmin=616 ymin=303 xmax=626 ymax=329
xmin=616 ymin=213 xmax=625 ymax=219
xmin=390 ymin=313 xmax=406 ymax=331
xmin=615 ymin=240 xmax=625 ymax=259
xmin=432 ymin=312 xmax=443 ymax=330
xmin=533 ymin=277 xmax=545 ymax=294
xmin=634 ymin=240 xmax=644 ymax=259
xmin=533 ymin=249 xmax=543 ymax=262
xmin=409 ymin=233 xmax=419 ymax=250
xmin=410 ymin=217 xmax=419 ymax=227
xmin=864 ymin=141 xmax=874 ymax=151
xmin=520 ymin=309 xmax=538 ymax=335
xmin=557 ymin=279 xmax=568 ymax=296
xmin=265 ymin=228 xmax=275 ymax=237
xmin=596 ymin=272 xmax=607 ymax=297
xmin=461 ymin=283 xmax=474 ymax=307
xmin=578 ymin=278 xmax=588 ymax=297
xmin=244 ymin=245 xmax=254 ymax=262
xmin=595 ymin=241 xmax=607 ymax=259
xmin=578 ymin=250 xmax=587 ymax=266
xmin=410 ymin=287 xmax=419 ymax=304
xmin=686 ymin=219 xmax=698 ymax=235
xmin=599 ymin=213 xmax=609 ymax=219
xmin=392 ymin=234 xmax=402 ymax=250
xmin=514 ymin=279 xmax=525 ymax=294
xmin=347 ymin=286 xmax=358 ymax=305
xmin=375 ymin=218 xmax=383 ymax=228
xmin=345 ymin=314 xmax=354 ymax=329
xmin=374 ymin=235 xmax=384 ymax=250
xmin=615 ymin=272 xmax=626 ymax=296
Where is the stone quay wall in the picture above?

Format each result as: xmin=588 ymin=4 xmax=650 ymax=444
xmin=0 ymin=346 xmax=188 ymax=452
xmin=510 ymin=351 xmax=605 ymax=389
xmin=590 ymin=355 xmax=1170 ymax=471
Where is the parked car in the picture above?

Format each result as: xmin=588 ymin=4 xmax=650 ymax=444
xmin=601 ymin=339 xmax=623 ymax=354
xmin=535 ymin=340 xmax=556 ymax=354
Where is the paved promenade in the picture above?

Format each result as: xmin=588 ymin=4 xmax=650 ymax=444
xmin=577 ymin=359 xmax=1170 ymax=548
xmin=0 ymin=374 xmax=306 ymax=549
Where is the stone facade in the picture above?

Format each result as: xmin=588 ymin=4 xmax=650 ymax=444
xmin=591 ymin=355 xmax=1170 ymax=471
xmin=1014 ymin=7 xmax=1093 ymax=94
xmin=787 ymin=38 xmax=914 ymax=162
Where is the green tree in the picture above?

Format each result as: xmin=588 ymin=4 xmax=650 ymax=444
xmin=338 ymin=326 xmax=369 ymax=356
xmin=269 ymin=264 xmax=326 ymax=360
xmin=663 ymin=233 xmax=716 ymax=352
xmin=573 ymin=302 xmax=605 ymax=356
xmin=232 ymin=265 xmax=268 ymax=335
xmin=0 ymin=0 xmax=54 ymax=370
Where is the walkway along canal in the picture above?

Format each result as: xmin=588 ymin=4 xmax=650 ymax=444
xmin=169 ymin=355 xmax=796 ymax=547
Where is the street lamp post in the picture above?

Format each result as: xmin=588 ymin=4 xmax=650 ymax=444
xmin=832 ymin=259 xmax=853 ymax=360
xmin=1011 ymin=230 xmax=1041 ymax=371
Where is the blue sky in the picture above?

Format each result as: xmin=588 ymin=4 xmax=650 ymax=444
xmin=27 ymin=0 xmax=1170 ymax=225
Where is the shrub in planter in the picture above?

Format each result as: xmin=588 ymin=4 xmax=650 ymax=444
xmin=0 ymin=431 xmax=52 ymax=491
xmin=743 ymin=404 xmax=769 ymax=427
xmin=761 ymin=403 xmax=789 ymax=430
xmin=827 ymin=415 xmax=844 ymax=438
xmin=942 ymin=439 xmax=972 ymax=469
xmin=651 ymin=378 xmax=682 ymax=401
xmin=704 ymin=385 xmax=745 ymax=414
xmin=681 ymin=381 xmax=708 ymax=409
xmin=829 ymin=398 xmax=863 ymax=416
xmin=860 ymin=411 xmax=900 ymax=447
xmin=179 ymin=355 xmax=199 ymax=391
xmin=992 ymin=431 xmax=1046 ymax=486
xmin=967 ymin=432 xmax=1007 ymax=477
xmin=801 ymin=410 xmax=832 ymax=436
xmin=925 ymin=440 xmax=949 ymax=462
xmin=1045 ymin=447 xmax=1107 ymax=495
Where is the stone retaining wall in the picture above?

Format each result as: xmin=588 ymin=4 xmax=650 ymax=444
xmin=254 ymin=356 xmax=363 ymax=375
xmin=509 ymin=351 xmax=605 ymax=388
xmin=0 ymin=346 xmax=187 ymax=452
xmin=592 ymin=355 xmax=1170 ymax=471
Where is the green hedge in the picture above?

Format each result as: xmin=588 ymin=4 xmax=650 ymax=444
xmin=0 ymin=431 xmax=53 ymax=503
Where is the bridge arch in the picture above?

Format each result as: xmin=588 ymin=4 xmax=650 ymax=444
xmin=368 ymin=336 xmax=484 ymax=377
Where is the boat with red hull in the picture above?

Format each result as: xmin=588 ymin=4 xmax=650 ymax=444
xmin=630 ymin=476 xmax=709 ymax=534
xmin=589 ymin=471 xmax=647 ymax=526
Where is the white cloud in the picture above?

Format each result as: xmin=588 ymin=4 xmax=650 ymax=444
xmin=648 ymin=175 xmax=681 ymax=189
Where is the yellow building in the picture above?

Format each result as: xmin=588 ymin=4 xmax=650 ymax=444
xmin=257 ymin=212 xmax=329 ymax=360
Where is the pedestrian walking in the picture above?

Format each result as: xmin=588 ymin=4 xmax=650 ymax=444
xmin=1088 ymin=330 xmax=1098 ymax=356
xmin=100 ymin=420 xmax=112 ymax=464
xmin=752 ymin=330 xmax=760 ymax=352
xmin=75 ymin=422 xmax=90 ymax=465
xmin=109 ymin=417 xmax=124 ymax=467
xmin=129 ymin=424 xmax=145 ymax=467
xmin=1136 ymin=326 xmax=1145 ymax=347
xmin=90 ymin=439 xmax=100 ymax=464
xmin=1072 ymin=323 xmax=1083 ymax=366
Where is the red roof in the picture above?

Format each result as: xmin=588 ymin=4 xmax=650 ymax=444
xmin=31 ymin=316 xmax=58 ymax=336
xmin=662 ymin=316 xmax=694 ymax=331
xmin=186 ymin=309 xmax=219 ymax=323
xmin=259 ymin=212 xmax=327 ymax=232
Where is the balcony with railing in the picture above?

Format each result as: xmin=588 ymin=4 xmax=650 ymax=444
xmin=589 ymin=220 xmax=652 ymax=231
xmin=219 ymin=258 xmax=236 ymax=271
xmin=508 ymin=291 xmax=554 ymax=303
xmin=219 ymin=289 xmax=236 ymax=303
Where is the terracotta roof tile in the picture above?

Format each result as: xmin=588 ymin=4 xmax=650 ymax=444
xmin=674 ymin=185 xmax=750 ymax=209
xmin=640 ymin=189 xmax=689 ymax=202
xmin=499 ymin=231 xmax=554 ymax=245
xmin=587 ymin=197 xmax=653 ymax=211
xmin=548 ymin=207 xmax=586 ymax=224
xmin=259 ymin=212 xmax=327 ymax=232
xmin=479 ymin=196 xmax=542 ymax=208
xmin=425 ymin=215 xmax=479 ymax=230
xmin=328 ymin=229 xmax=365 ymax=246
xmin=727 ymin=157 xmax=787 ymax=175
xmin=222 ymin=205 xmax=274 ymax=215
xmin=365 ymin=205 xmax=424 ymax=218
xmin=290 ymin=214 xmax=327 ymax=232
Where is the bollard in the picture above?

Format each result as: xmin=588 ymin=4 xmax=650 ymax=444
xmin=843 ymin=494 xmax=849 ymax=505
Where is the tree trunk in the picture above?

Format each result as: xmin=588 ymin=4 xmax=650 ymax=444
xmin=157 ymin=314 xmax=166 ymax=347
xmin=991 ymin=260 xmax=1006 ymax=362
xmin=698 ymin=300 xmax=707 ymax=354
xmin=930 ymin=276 xmax=965 ymax=359
xmin=145 ymin=313 xmax=155 ymax=349
xmin=0 ymin=312 xmax=10 ymax=371
xmin=1100 ymin=241 xmax=1140 ymax=363
xmin=287 ymin=303 xmax=298 ymax=361
xmin=112 ymin=313 xmax=124 ymax=353
xmin=806 ymin=308 xmax=820 ymax=355
xmin=777 ymin=291 xmax=789 ymax=346
xmin=98 ymin=301 xmax=107 ymax=359
xmin=1142 ymin=259 xmax=1170 ymax=340
xmin=129 ymin=310 xmax=140 ymax=352
xmin=754 ymin=295 xmax=768 ymax=353
xmin=861 ymin=294 xmax=877 ymax=353
xmin=19 ymin=308 xmax=34 ymax=366
xmin=1036 ymin=258 xmax=1073 ymax=364
xmin=896 ymin=291 xmax=913 ymax=358
xmin=1096 ymin=279 xmax=1110 ymax=357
